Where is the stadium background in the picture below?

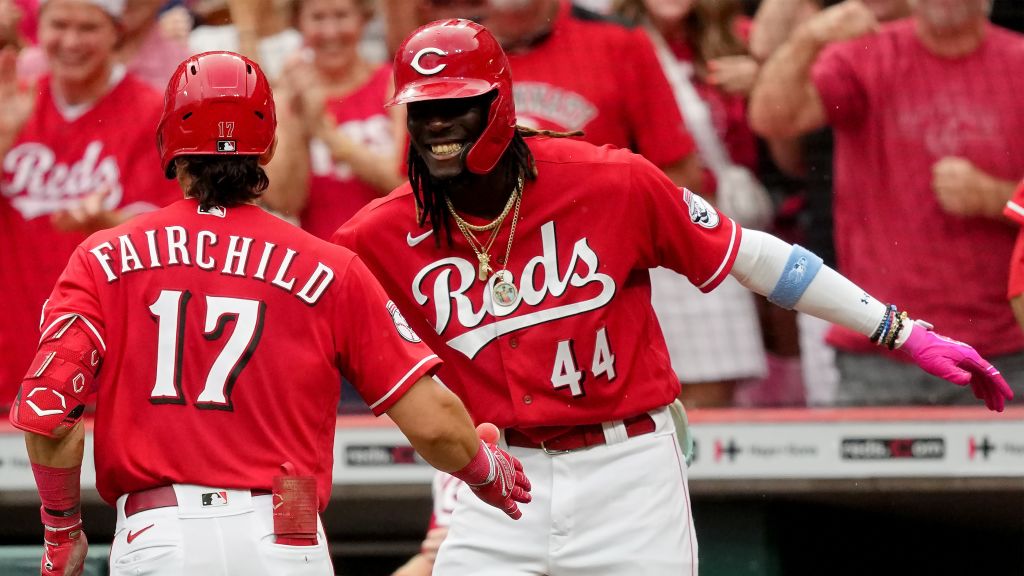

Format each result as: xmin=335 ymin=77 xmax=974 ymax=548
xmin=1 ymin=0 xmax=1023 ymax=574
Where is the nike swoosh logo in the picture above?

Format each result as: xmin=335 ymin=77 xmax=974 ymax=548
xmin=407 ymin=230 xmax=432 ymax=247
xmin=127 ymin=524 xmax=155 ymax=544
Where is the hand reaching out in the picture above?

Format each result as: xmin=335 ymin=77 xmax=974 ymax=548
xmin=901 ymin=321 xmax=1014 ymax=412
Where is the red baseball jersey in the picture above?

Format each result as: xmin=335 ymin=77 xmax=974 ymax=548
xmin=0 ymin=73 xmax=179 ymax=406
xmin=1004 ymin=181 xmax=1024 ymax=298
xmin=333 ymin=137 xmax=740 ymax=436
xmin=505 ymin=1 xmax=696 ymax=168
xmin=303 ymin=64 xmax=396 ymax=239
xmin=40 ymin=199 xmax=440 ymax=508
xmin=812 ymin=20 xmax=1024 ymax=356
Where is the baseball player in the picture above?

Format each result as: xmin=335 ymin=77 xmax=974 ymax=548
xmin=333 ymin=20 xmax=1013 ymax=575
xmin=9 ymin=51 xmax=530 ymax=576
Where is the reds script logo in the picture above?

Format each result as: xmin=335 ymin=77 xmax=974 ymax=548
xmin=412 ymin=221 xmax=616 ymax=358
xmin=411 ymin=47 xmax=447 ymax=76
xmin=2 ymin=141 xmax=123 ymax=219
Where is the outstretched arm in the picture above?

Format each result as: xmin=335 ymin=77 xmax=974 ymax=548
xmin=388 ymin=377 xmax=532 ymax=519
xmin=22 ymin=424 xmax=88 ymax=576
xmin=730 ymin=229 xmax=1014 ymax=411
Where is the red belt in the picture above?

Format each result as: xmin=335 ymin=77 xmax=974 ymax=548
xmin=124 ymin=486 xmax=272 ymax=517
xmin=504 ymin=413 xmax=656 ymax=454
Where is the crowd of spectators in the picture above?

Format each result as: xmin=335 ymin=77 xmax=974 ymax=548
xmin=2 ymin=0 xmax=1023 ymax=414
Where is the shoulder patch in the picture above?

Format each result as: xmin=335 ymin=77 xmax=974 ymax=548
xmin=682 ymin=188 xmax=720 ymax=229
xmin=387 ymin=301 xmax=421 ymax=343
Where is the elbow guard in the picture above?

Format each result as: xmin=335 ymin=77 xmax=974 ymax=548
xmin=10 ymin=316 xmax=102 ymax=438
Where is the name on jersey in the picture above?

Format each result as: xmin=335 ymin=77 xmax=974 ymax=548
xmin=411 ymin=221 xmax=615 ymax=358
xmin=3 ymin=141 xmax=123 ymax=219
xmin=88 ymin=226 xmax=335 ymax=305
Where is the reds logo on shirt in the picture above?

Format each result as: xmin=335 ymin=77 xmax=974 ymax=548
xmin=2 ymin=140 xmax=123 ymax=219
xmin=513 ymin=82 xmax=598 ymax=133
xmin=411 ymin=220 xmax=616 ymax=359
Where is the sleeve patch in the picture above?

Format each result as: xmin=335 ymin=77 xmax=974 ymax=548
xmin=387 ymin=300 xmax=421 ymax=343
xmin=682 ymin=188 xmax=720 ymax=229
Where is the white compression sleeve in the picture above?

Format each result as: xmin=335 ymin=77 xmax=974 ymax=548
xmin=730 ymin=229 xmax=888 ymax=340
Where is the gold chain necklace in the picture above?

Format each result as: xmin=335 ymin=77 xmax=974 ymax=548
xmin=446 ymin=173 xmax=524 ymax=287
xmin=446 ymin=183 xmax=518 ymax=233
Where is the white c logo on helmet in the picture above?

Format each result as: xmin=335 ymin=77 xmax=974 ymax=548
xmin=411 ymin=47 xmax=448 ymax=76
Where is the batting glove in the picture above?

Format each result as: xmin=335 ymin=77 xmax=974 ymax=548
xmin=453 ymin=423 xmax=532 ymax=520
xmin=41 ymin=519 xmax=88 ymax=576
xmin=901 ymin=321 xmax=1014 ymax=412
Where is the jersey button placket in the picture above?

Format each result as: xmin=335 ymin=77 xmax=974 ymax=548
xmin=509 ymin=336 xmax=519 ymax=349
xmin=523 ymin=394 xmax=532 ymax=405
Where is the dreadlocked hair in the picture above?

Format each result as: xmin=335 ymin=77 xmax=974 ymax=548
xmin=408 ymin=126 xmax=582 ymax=247
xmin=175 ymin=156 xmax=269 ymax=211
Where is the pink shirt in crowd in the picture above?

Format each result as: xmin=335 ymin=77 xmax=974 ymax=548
xmin=813 ymin=19 xmax=1024 ymax=357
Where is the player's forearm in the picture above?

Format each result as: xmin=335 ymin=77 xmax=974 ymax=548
xmin=25 ymin=421 xmax=85 ymax=469
xmin=387 ymin=377 xmax=480 ymax=473
xmin=748 ymin=25 xmax=827 ymax=139
xmin=730 ymin=229 xmax=889 ymax=340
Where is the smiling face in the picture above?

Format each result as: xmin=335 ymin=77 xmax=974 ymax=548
xmin=297 ymin=0 xmax=366 ymax=75
xmin=407 ymin=94 xmax=490 ymax=180
xmin=38 ymin=0 xmax=118 ymax=87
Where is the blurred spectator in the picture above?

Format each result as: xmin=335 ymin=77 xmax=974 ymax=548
xmin=0 ymin=0 xmax=178 ymax=407
xmin=749 ymin=0 xmax=1024 ymax=405
xmin=117 ymin=0 xmax=190 ymax=89
xmin=391 ymin=473 xmax=459 ymax=576
xmin=262 ymin=0 xmax=404 ymax=238
xmin=614 ymin=0 xmax=771 ymax=408
xmin=751 ymin=0 xmax=911 ymax=406
xmin=383 ymin=0 xmax=703 ymax=190
xmin=17 ymin=0 xmax=192 ymax=87
xmin=189 ymin=0 xmax=301 ymax=80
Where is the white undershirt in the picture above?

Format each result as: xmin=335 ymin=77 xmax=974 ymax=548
xmin=730 ymin=229 xmax=911 ymax=347
xmin=52 ymin=64 xmax=127 ymax=123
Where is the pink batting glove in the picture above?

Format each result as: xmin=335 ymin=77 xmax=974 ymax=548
xmin=901 ymin=321 xmax=1014 ymax=412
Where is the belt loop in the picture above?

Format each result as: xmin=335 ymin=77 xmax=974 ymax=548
xmin=601 ymin=419 xmax=629 ymax=445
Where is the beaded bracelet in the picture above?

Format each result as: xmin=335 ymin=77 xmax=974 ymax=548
xmin=871 ymin=304 xmax=897 ymax=344
xmin=884 ymin=311 xmax=909 ymax=350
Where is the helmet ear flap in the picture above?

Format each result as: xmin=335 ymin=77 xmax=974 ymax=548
xmin=466 ymin=88 xmax=515 ymax=174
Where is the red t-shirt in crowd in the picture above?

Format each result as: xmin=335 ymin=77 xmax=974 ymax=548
xmin=303 ymin=64 xmax=396 ymax=239
xmin=812 ymin=20 xmax=1024 ymax=356
xmin=333 ymin=137 xmax=740 ymax=437
xmin=39 ymin=199 xmax=440 ymax=507
xmin=505 ymin=1 xmax=696 ymax=168
xmin=0 ymin=73 xmax=179 ymax=406
xmin=1003 ymin=180 xmax=1024 ymax=298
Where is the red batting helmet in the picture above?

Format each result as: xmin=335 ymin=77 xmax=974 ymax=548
xmin=389 ymin=19 xmax=515 ymax=175
xmin=157 ymin=51 xmax=277 ymax=178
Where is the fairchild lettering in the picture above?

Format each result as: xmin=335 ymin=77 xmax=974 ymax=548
xmin=88 ymin=227 xmax=335 ymax=305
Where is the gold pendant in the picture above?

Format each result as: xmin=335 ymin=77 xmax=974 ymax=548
xmin=477 ymin=254 xmax=491 ymax=282
xmin=492 ymin=270 xmax=518 ymax=307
